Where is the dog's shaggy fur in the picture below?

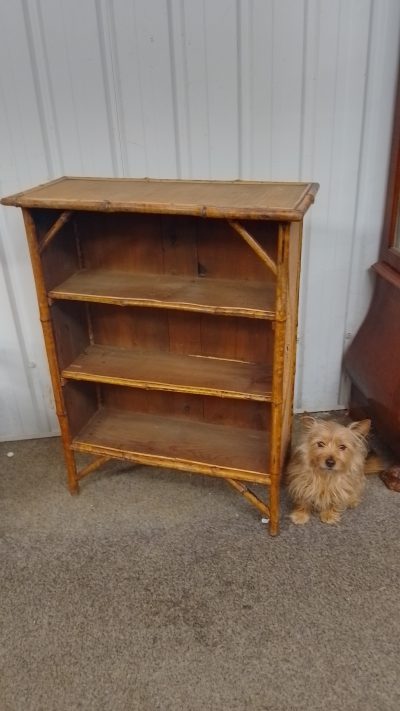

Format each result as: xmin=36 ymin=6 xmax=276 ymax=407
xmin=287 ymin=417 xmax=376 ymax=525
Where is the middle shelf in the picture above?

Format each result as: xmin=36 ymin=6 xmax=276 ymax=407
xmin=49 ymin=269 xmax=276 ymax=319
xmin=62 ymin=344 xmax=272 ymax=401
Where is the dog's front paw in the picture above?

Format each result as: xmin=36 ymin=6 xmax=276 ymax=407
xmin=290 ymin=508 xmax=311 ymax=525
xmin=320 ymin=509 xmax=341 ymax=525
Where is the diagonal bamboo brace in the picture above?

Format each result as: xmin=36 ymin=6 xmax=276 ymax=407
xmin=77 ymin=456 xmax=111 ymax=481
xmin=228 ymin=220 xmax=278 ymax=276
xmin=226 ymin=478 xmax=270 ymax=518
xmin=39 ymin=210 xmax=72 ymax=253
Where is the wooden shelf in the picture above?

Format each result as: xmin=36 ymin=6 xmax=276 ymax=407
xmin=49 ymin=269 xmax=276 ymax=319
xmin=71 ymin=407 xmax=270 ymax=483
xmin=63 ymin=344 xmax=272 ymax=401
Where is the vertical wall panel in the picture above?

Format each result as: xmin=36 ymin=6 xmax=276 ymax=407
xmin=174 ymin=0 xmax=211 ymax=178
xmin=0 ymin=0 xmax=58 ymax=439
xmin=35 ymin=0 xmax=117 ymax=175
xmin=269 ymin=0 xmax=306 ymax=179
xmin=0 ymin=0 xmax=399 ymax=439
xmin=112 ymin=0 xmax=179 ymax=177
xmin=202 ymin=0 xmax=240 ymax=178
xmin=296 ymin=0 xmax=374 ymax=411
xmin=339 ymin=0 xmax=400 ymax=404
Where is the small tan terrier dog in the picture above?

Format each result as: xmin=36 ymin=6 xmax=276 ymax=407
xmin=287 ymin=416 xmax=377 ymax=525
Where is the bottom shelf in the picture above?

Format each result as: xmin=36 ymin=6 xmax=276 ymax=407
xmin=71 ymin=408 xmax=270 ymax=484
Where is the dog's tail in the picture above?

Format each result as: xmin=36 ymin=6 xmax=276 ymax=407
xmin=365 ymin=452 xmax=385 ymax=475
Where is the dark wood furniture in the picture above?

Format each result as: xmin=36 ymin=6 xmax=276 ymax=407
xmin=1 ymin=177 xmax=318 ymax=534
xmin=345 ymin=75 xmax=400 ymax=467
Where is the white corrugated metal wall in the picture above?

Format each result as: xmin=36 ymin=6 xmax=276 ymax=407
xmin=0 ymin=0 xmax=399 ymax=441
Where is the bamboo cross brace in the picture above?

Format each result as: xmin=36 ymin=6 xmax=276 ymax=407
xmin=226 ymin=478 xmax=270 ymax=518
xmin=39 ymin=210 xmax=72 ymax=254
xmin=228 ymin=220 xmax=278 ymax=276
xmin=77 ymin=455 xmax=111 ymax=481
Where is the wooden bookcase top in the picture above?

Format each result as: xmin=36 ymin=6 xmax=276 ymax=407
xmin=1 ymin=176 xmax=318 ymax=221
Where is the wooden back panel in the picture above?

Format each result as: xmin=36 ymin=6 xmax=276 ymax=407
xmin=76 ymin=213 xmax=277 ymax=281
xmin=100 ymin=384 xmax=270 ymax=432
xmin=33 ymin=209 xmax=278 ymax=433
xmin=63 ymin=381 xmax=97 ymax=438
xmin=51 ymin=301 xmax=91 ymax=371
xmin=32 ymin=209 xmax=80 ymax=292
xmin=89 ymin=305 xmax=272 ymax=364
xmin=51 ymin=301 xmax=272 ymax=367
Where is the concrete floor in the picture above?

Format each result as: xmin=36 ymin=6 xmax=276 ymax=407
xmin=1 ymin=421 xmax=400 ymax=711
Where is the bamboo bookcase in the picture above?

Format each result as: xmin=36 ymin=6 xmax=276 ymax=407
xmin=2 ymin=178 xmax=318 ymax=535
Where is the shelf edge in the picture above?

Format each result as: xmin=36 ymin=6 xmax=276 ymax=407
xmin=71 ymin=439 xmax=271 ymax=485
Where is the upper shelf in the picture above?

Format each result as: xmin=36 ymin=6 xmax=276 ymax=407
xmin=63 ymin=344 xmax=272 ymax=402
xmin=1 ymin=177 xmax=319 ymax=221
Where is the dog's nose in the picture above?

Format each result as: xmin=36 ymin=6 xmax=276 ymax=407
xmin=325 ymin=457 xmax=336 ymax=468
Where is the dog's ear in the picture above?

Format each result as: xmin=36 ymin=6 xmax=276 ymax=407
xmin=348 ymin=419 xmax=371 ymax=437
xmin=301 ymin=415 xmax=316 ymax=431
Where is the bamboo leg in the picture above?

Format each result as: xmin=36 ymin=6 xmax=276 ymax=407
xmin=268 ymin=224 xmax=290 ymax=535
xmin=268 ymin=470 xmax=280 ymax=536
xmin=57 ymin=413 xmax=79 ymax=494
xmin=22 ymin=209 xmax=79 ymax=494
xmin=287 ymin=223 xmax=304 ymax=449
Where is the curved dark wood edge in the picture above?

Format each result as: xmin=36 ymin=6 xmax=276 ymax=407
xmin=380 ymin=67 xmax=400 ymax=272
xmin=372 ymin=260 xmax=400 ymax=288
xmin=344 ymin=263 xmax=400 ymax=458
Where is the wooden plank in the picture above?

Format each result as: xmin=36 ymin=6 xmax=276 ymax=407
xmin=72 ymin=407 xmax=270 ymax=483
xmin=63 ymin=381 xmax=98 ymax=440
xmin=1 ymin=178 xmax=319 ymax=220
xmin=160 ymin=215 xmax=203 ymax=362
xmin=62 ymin=344 xmax=272 ymax=401
xmin=90 ymin=304 xmax=170 ymax=351
xmin=98 ymin=385 xmax=268 ymax=431
xmin=78 ymin=212 xmax=164 ymax=273
xmin=49 ymin=270 xmax=276 ymax=319
xmin=51 ymin=302 xmax=90 ymax=371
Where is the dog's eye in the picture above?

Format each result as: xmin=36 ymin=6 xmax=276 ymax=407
xmin=339 ymin=444 xmax=347 ymax=451
xmin=317 ymin=441 xmax=325 ymax=448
